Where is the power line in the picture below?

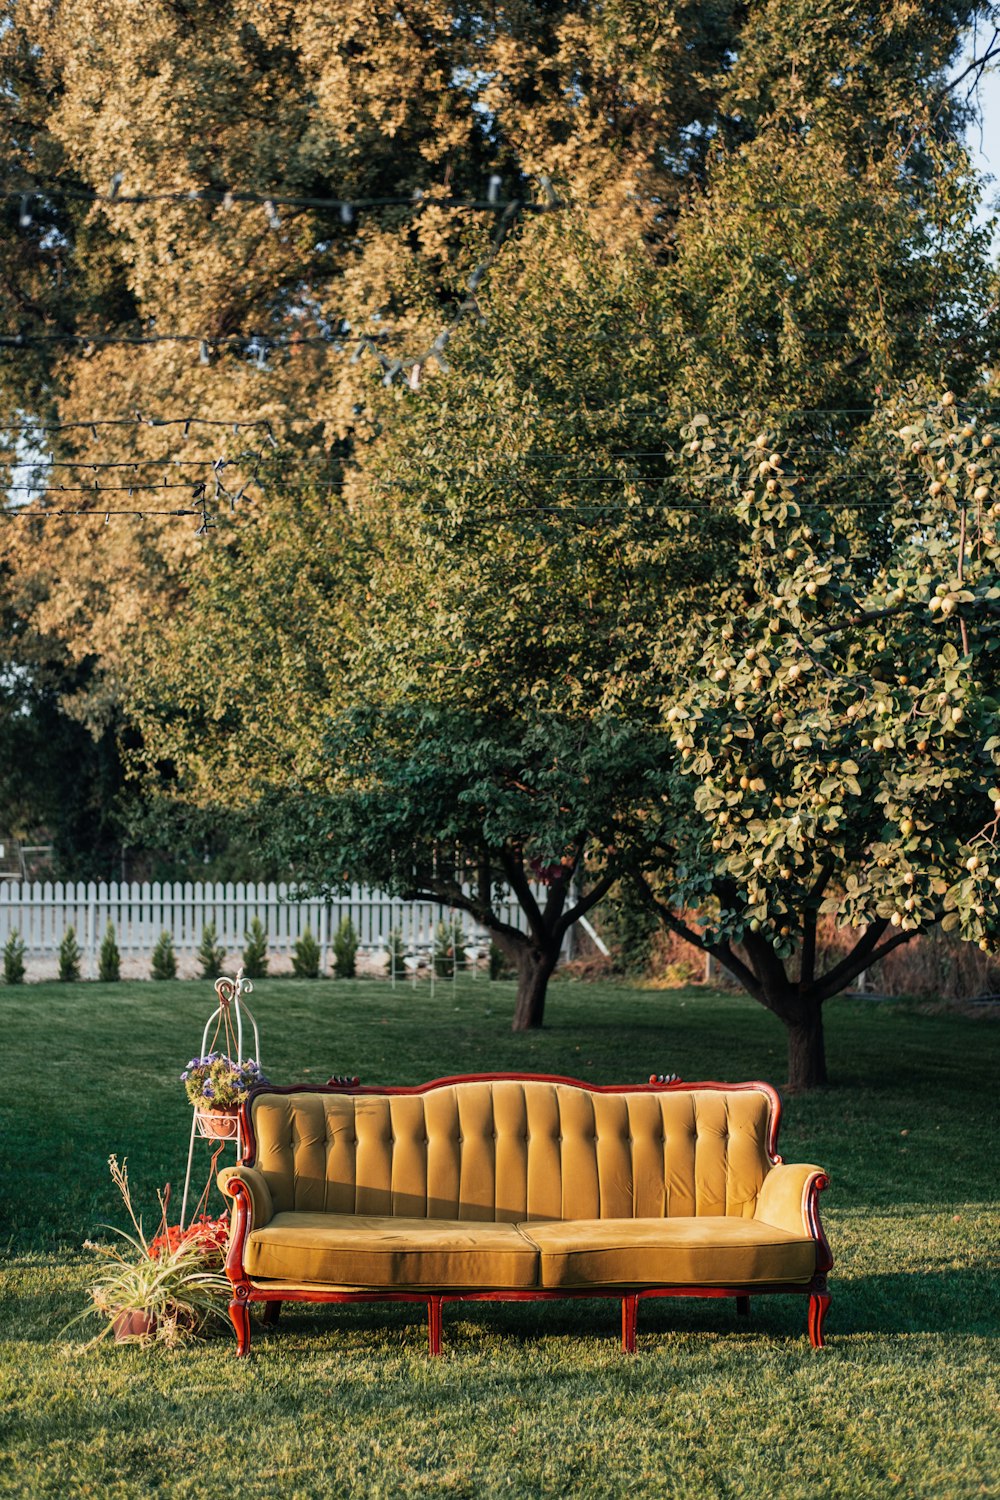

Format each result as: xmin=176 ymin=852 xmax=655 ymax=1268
xmin=2 ymin=177 xmax=562 ymax=220
xmin=0 ymin=330 xmax=370 ymax=352
xmin=0 ymin=327 xmax=938 ymax=354
xmin=3 ymin=403 xmax=996 ymax=438
xmin=3 ymin=491 xmax=989 ymax=523
xmin=0 ymin=450 xmax=980 ymax=477
xmin=0 ymin=456 xmax=951 ymax=480
xmin=5 ymin=453 xmax=267 ymax=470
xmin=1 ymin=414 xmax=278 ymax=437
xmin=3 ymin=506 xmax=205 ymax=519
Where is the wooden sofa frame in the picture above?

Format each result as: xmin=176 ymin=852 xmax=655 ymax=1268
xmin=222 ymin=1072 xmax=832 ymax=1357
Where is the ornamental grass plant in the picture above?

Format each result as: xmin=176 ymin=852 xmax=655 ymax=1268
xmin=70 ymin=1156 xmax=230 ymax=1349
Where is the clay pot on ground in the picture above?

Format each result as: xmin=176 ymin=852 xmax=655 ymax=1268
xmin=112 ymin=1308 xmax=157 ymax=1341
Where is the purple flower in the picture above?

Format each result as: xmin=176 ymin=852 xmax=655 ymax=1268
xmin=202 ymin=1080 xmax=215 ymax=1098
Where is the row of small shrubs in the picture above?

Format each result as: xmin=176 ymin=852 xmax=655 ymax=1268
xmin=2 ymin=922 xmax=127 ymax=984
xmin=0 ymin=915 xmax=370 ymax=983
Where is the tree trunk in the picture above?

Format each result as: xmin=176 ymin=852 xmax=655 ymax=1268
xmin=785 ymin=1007 xmax=828 ymax=1091
xmin=511 ymin=947 xmax=559 ymax=1031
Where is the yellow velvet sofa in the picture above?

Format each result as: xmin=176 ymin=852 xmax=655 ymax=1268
xmin=218 ymin=1073 xmax=832 ymax=1356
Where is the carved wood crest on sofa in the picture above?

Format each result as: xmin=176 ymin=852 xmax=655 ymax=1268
xmin=218 ymin=1073 xmax=832 ymax=1356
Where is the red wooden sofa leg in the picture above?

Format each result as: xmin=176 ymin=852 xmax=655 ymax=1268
xmin=229 ymin=1296 xmax=251 ymax=1357
xmin=808 ymin=1291 xmax=831 ymax=1349
xmin=621 ymin=1294 xmax=638 ymax=1354
xmin=427 ymin=1296 xmax=443 ymax=1356
xmin=261 ymin=1300 xmax=282 ymax=1327
xmin=736 ymin=1296 xmax=750 ymax=1317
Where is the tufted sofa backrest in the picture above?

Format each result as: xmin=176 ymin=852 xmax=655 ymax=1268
xmin=247 ymin=1079 xmax=777 ymax=1222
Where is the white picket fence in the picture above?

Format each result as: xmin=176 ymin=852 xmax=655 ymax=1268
xmin=0 ymin=879 xmax=533 ymax=975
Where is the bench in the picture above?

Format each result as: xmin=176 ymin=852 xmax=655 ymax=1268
xmin=218 ymin=1073 xmax=832 ymax=1355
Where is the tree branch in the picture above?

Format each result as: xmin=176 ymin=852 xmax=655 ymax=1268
xmin=808 ymin=919 xmax=890 ymax=1003
xmin=552 ymin=866 xmax=618 ymax=946
xmin=740 ymin=930 xmax=793 ymax=1014
xmin=940 ymin=28 xmax=1000 ymax=102
xmin=630 ymin=871 xmax=763 ymax=998
xmin=499 ymin=846 xmax=547 ymax=943
xmin=398 ymin=881 xmax=527 ymax=948
xmin=801 ymin=860 xmax=835 ymax=990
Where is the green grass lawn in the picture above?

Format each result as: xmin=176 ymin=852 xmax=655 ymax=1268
xmin=1 ymin=977 xmax=997 ymax=1498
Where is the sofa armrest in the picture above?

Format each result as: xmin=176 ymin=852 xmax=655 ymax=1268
xmin=218 ymin=1165 xmax=274 ymax=1231
xmin=755 ymin=1163 xmax=832 ymax=1271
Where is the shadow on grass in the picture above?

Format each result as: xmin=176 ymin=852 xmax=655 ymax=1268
xmin=230 ymin=1270 xmax=995 ymax=1353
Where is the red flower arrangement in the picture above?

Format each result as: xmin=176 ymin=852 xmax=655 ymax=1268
xmin=148 ymin=1213 xmax=229 ymax=1265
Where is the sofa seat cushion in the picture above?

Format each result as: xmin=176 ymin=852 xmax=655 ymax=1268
xmin=244 ymin=1212 xmax=539 ymax=1289
xmin=519 ymin=1217 xmax=817 ymax=1289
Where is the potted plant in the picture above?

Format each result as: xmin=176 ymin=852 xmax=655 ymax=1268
xmin=181 ymin=1052 xmax=268 ymax=1137
xmin=71 ymin=1156 xmax=230 ymax=1348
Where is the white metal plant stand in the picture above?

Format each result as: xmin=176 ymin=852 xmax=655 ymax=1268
xmin=178 ymin=968 xmax=261 ymax=1229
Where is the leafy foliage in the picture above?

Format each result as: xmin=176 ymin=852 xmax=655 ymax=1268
xmin=2 ymin=2 xmax=998 ymax=1071
xmin=623 ymin=391 xmax=1000 ymax=1085
xmin=598 ymin=885 xmax=660 ymax=977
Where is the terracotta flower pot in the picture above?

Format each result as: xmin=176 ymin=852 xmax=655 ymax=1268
xmin=111 ymin=1306 xmax=196 ymax=1342
xmin=196 ymin=1107 xmax=239 ymax=1139
xmin=112 ymin=1308 xmax=157 ymax=1341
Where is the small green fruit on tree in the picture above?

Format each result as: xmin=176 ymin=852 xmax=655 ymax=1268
xmin=98 ymin=921 xmax=121 ymax=982
xmin=150 ymin=929 xmax=177 ymax=981
xmin=292 ymin=926 xmax=321 ymax=979
xmin=197 ymin=920 xmax=226 ymax=980
xmin=58 ymin=925 xmax=82 ymax=982
xmin=242 ymin=917 xmax=269 ymax=979
xmin=3 ymin=930 xmax=26 ymax=984
xmin=332 ymin=917 xmax=358 ymax=979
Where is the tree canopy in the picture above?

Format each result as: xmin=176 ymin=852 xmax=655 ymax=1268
xmin=1 ymin=2 xmax=998 ymax=1078
xmin=630 ymin=391 xmax=1000 ymax=1087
